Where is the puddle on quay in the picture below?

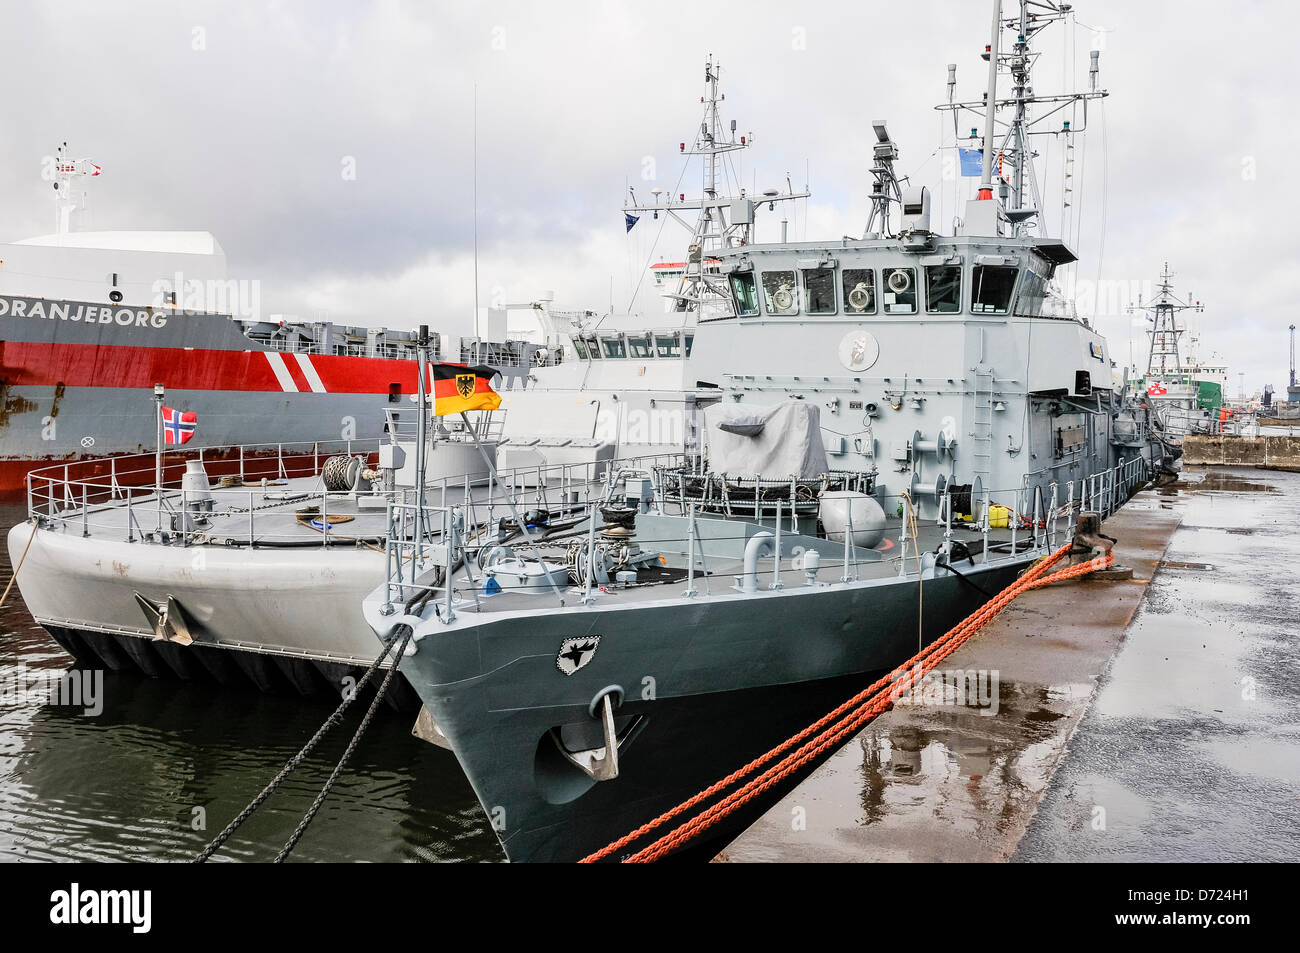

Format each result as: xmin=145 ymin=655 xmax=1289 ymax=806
xmin=1169 ymin=471 xmax=1278 ymax=494
xmin=851 ymin=681 xmax=1092 ymax=831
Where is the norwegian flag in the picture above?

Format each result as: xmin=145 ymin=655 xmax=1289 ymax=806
xmin=162 ymin=406 xmax=197 ymax=445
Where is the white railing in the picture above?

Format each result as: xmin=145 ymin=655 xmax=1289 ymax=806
xmin=382 ymin=409 xmax=506 ymax=445
xmin=25 ymin=438 xmax=686 ymax=549
xmin=25 ymin=438 xmax=389 ymax=546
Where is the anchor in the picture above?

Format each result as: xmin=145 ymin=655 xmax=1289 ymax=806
xmin=132 ymin=591 xmax=196 ymax=646
xmin=550 ymin=686 xmax=641 ymax=782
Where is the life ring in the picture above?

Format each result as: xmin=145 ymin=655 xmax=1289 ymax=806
xmin=772 ymin=284 xmax=795 ymax=312
xmin=886 ymin=269 xmax=911 ymax=294
xmin=848 ymin=283 xmax=872 ymax=310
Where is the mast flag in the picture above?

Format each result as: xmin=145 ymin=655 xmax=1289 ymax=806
xmin=161 ymin=407 xmax=197 ymax=445
xmin=624 ymin=212 xmax=640 ymax=232
xmin=430 ymin=364 xmax=501 ymax=417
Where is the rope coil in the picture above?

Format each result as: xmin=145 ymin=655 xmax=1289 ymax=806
xmin=581 ymin=542 xmax=1114 ymax=863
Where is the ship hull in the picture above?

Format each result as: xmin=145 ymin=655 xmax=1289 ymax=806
xmin=398 ymin=558 xmax=1028 ymax=862
xmin=39 ymin=622 xmax=421 ymax=710
xmin=1 ymin=293 xmax=526 ymax=495
xmin=4 ymin=519 xmax=416 ymax=706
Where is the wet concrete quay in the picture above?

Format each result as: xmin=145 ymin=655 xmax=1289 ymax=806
xmin=722 ymin=467 xmax=1300 ymax=863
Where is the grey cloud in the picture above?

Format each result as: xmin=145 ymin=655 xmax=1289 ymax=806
xmin=1 ymin=1 xmax=1295 ymax=391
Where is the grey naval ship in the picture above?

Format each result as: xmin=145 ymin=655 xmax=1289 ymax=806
xmin=356 ymin=0 xmax=1164 ymax=862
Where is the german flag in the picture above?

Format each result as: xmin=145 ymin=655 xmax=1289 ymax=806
xmin=430 ymin=363 xmax=501 ymax=417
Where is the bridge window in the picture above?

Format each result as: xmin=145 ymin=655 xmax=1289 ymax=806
xmin=729 ymin=272 xmax=759 ymax=316
xmin=925 ymin=265 xmax=962 ymax=314
xmin=684 ymin=333 xmax=694 ymax=358
xmin=802 ymin=268 xmax=836 ymax=315
xmin=1014 ymin=269 xmax=1047 ymax=317
xmin=601 ymin=336 xmax=627 ymax=359
xmin=628 ymin=334 xmax=653 ymax=359
xmin=881 ymin=267 xmax=917 ymax=314
xmin=655 ymin=334 xmax=681 ymax=359
xmin=842 ymin=268 xmax=875 ymax=314
xmin=971 ymin=265 xmax=1018 ymax=314
xmin=761 ymin=270 xmax=798 ymax=315
xmin=572 ymin=339 xmax=589 ymax=360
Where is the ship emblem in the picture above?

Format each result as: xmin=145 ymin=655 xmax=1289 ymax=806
xmin=556 ymin=636 xmax=601 ymax=675
xmin=837 ymin=328 xmax=879 ymax=372
xmin=455 ymin=373 xmax=476 ymax=398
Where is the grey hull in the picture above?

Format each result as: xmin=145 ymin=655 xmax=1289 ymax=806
xmin=0 ymin=384 xmax=398 ymax=460
xmin=401 ymin=557 xmax=1028 ymax=862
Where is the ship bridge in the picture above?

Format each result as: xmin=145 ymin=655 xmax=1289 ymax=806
xmin=715 ymin=234 xmax=1076 ymax=327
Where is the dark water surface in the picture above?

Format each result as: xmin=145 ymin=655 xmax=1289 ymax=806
xmin=0 ymin=501 xmax=500 ymax=862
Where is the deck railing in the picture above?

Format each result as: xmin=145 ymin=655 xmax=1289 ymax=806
xmin=25 ymin=439 xmax=685 ymax=548
xmin=376 ymin=453 xmax=1153 ymax=624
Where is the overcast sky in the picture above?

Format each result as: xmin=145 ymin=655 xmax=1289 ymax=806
xmin=2 ymin=1 xmax=1296 ymax=395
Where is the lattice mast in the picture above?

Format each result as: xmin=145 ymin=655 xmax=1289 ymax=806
xmin=1127 ymin=263 xmax=1205 ymax=380
xmin=937 ymin=0 xmax=1108 ymax=239
xmin=622 ymin=56 xmax=809 ymax=313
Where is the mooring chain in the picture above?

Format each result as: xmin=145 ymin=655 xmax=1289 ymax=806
xmin=193 ymin=629 xmax=405 ymax=863
xmin=273 ymin=624 xmax=414 ymax=862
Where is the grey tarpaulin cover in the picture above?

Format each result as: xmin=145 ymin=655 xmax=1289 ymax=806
xmin=704 ymin=400 xmax=829 ymax=478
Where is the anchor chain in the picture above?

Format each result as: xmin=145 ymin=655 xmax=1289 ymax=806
xmin=274 ymin=625 xmax=414 ymax=862
xmin=194 ymin=626 xmax=409 ymax=863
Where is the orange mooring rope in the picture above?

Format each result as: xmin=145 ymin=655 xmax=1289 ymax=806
xmin=580 ymin=542 xmax=1115 ymax=863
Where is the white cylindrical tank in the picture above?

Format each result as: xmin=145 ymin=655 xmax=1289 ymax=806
xmin=180 ymin=459 xmax=214 ymax=505
xmin=818 ymin=491 xmax=886 ymax=548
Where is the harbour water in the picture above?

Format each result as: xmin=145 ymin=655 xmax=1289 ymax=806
xmin=0 ymin=502 xmax=499 ymax=863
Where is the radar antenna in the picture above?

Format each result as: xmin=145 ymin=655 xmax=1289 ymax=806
xmin=863 ymin=121 xmax=904 ymax=239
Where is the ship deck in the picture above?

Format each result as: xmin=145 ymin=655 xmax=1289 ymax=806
xmin=381 ymin=507 xmax=1051 ymax=621
xmin=29 ymin=466 xmax=1069 ymax=611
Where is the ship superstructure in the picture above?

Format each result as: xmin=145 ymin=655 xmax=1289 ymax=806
xmin=501 ymin=11 xmax=1147 ymax=524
